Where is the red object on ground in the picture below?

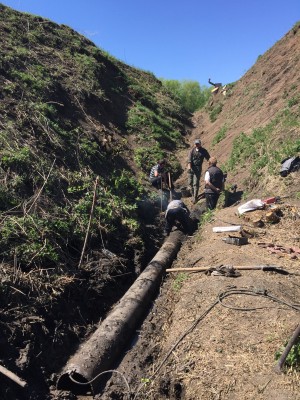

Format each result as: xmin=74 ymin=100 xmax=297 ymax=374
xmin=262 ymin=197 xmax=276 ymax=204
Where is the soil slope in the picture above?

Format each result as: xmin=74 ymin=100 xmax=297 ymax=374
xmin=100 ymin=23 xmax=300 ymax=400
xmin=0 ymin=5 xmax=299 ymax=400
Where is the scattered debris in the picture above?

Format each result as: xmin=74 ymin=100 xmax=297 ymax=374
xmin=240 ymin=203 xmax=285 ymax=227
xmin=206 ymin=265 xmax=241 ymax=277
xmin=238 ymin=199 xmax=265 ymax=215
xmin=213 ymin=225 xmax=241 ymax=232
xmin=241 ymin=228 xmax=256 ymax=238
xmin=258 ymin=242 xmax=300 ymax=259
xmin=280 ymin=155 xmax=300 ymax=177
xmin=222 ymin=236 xmax=248 ymax=246
xmin=265 ymin=209 xmax=280 ymax=223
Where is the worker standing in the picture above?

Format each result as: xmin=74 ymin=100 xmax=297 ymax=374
xmin=204 ymin=157 xmax=225 ymax=210
xmin=187 ymin=139 xmax=210 ymax=203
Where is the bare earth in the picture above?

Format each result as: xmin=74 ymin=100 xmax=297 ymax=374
xmin=101 ymin=193 xmax=300 ymax=399
xmin=100 ymin=24 xmax=300 ymax=400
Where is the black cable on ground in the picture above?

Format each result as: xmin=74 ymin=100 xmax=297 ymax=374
xmin=133 ymin=286 xmax=300 ymax=399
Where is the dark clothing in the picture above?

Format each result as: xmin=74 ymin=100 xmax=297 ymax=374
xmin=149 ymin=163 xmax=165 ymax=189
xmin=208 ymin=79 xmax=222 ymax=88
xmin=150 ymin=176 xmax=162 ymax=189
xmin=188 ymin=147 xmax=210 ymax=168
xmin=205 ymin=165 xmax=224 ymax=210
xmin=280 ymin=156 xmax=300 ymax=177
xmin=205 ymin=193 xmax=220 ymax=210
xmin=188 ymin=147 xmax=210 ymax=197
xmin=204 ymin=166 xmax=224 ymax=193
xmin=164 ymin=200 xmax=190 ymax=235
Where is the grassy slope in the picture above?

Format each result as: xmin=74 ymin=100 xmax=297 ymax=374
xmin=0 ymin=5 xmax=191 ymax=396
xmin=0 ymin=4 xmax=193 ymax=268
xmin=192 ymin=22 xmax=300 ymax=200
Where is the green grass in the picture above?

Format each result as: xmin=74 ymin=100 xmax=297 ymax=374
xmin=224 ymin=103 xmax=300 ymax=184
xmin=173 ymin=273 xmax=188 ymax=291
xmin=212 ymin=125 xmax=228 ymax=146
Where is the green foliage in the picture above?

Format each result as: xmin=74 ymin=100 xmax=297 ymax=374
xmin=209 ymin=102 xmax=223 ymax=122
xmin=0 ymin=214 xmax=70 ymax=265
xmin=11 ymin=64 xmax=51 ymax=93
xmin=200 ymin=209 xmax=214 ymax=224
xmin=161 ymin=79 xmax=210 ymax=112
xmin=133 ymin=146 xmax=182 ymax=180
xmin=111 ymin=169 xmax=144 ymax=200
xmin=133 ymin=146 xmax=163 ymax=171
xmin=224 ymin=105 xmax=300 ymax=185
xmin=126 ymin=101 xmax=179 ymax=147
xmin=0 ymin=4 xmax=190 ymax=271
xmin=173 ymin=273 xmax=188 ymax=291
xmin=287 ymin=95 xmax=300 ymax=107
xmin=275 ymin=340 xmax=300 ymax=370
xmin=292 ymin=21 xmax=300 ymax=34
xmin=1 ymin=146 xmax=32 ymax=171
xmin=212 ymin=125 xmax=228 ymax=146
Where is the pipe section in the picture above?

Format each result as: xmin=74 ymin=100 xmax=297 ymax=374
xmin=57 ymin=230 xmax=185 ymax=393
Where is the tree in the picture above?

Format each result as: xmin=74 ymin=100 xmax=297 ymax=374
xmin=161 ymin=79 xmax=210 ymax=113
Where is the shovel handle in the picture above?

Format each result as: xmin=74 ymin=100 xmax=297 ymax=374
xmin=168 ymin=172 xmax=172 ymax=200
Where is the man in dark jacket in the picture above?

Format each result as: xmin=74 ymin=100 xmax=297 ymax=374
xmin=187 ymin=139 xmax=210 ymax=203
xmin=204 ymin=157 xmax=224 ymax=210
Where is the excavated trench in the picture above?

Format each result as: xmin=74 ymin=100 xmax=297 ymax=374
xmin=57 ymin=230 xmax=186 ymax=396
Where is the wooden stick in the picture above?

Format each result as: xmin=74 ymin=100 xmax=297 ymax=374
xmin=78 ymin=176 xmax=99 ymax=268
xmin=0 ymin=364 xmax=27 ymax=388
xmin=166 ymin=267 xmax=209 ymax=272
xmin=274 ymin=324 xmax=300 ymax=373
xmin=160 ymin=176 xmax=163 ymax=213
xmin=168 ymin=172 xmax=172 ymax=201
xmin=26 ymin=158 xmax=56 ymax=214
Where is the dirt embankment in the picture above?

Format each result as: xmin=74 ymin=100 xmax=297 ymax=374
xmin=101 ymin=196 xmax=300 ymax=400
xmin=94 ymin=23 xmax=300 ymax=400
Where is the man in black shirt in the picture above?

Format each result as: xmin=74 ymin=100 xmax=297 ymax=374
xmin=187 ymin=139 xmax=210 ymax=203
xmin=204 ymin=157 xmax=224 ymax=210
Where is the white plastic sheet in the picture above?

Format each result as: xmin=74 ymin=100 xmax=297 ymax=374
xmin=237 ymin=199 xmax=265 ymax=215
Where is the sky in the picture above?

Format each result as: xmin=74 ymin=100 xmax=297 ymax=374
xmin=1 ymin=0 xmax=299 ymax=86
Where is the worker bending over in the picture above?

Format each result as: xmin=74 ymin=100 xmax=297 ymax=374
xmin=164 ymin=199 xmax=190 ymax=236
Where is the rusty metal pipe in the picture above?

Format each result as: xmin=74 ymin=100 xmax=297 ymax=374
xmin=57 ymin=230 xmax=185 ymax=394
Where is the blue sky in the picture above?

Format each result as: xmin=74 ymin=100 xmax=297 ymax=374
xmin=1 ymin=0 xmax=299 ymax=86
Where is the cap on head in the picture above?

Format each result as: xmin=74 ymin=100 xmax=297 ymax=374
xmin=194 ymin=139 xmax=201 ymax=145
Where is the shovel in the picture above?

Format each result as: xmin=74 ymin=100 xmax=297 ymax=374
xmin=168 ymin=172 xmax=172 ymax=201
xmin=166 ymin=264 xmax=290 ymax=275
